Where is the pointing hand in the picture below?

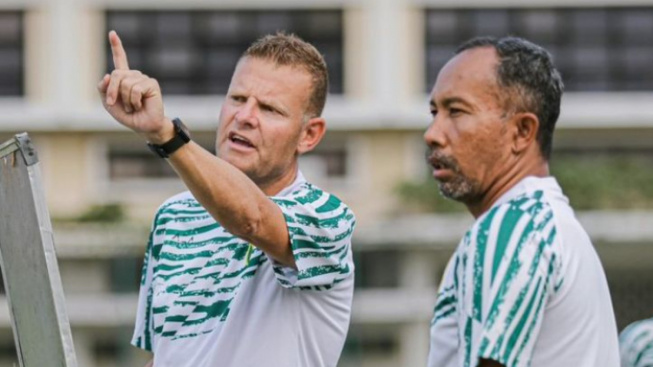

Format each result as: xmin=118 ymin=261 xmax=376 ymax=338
xmin=97 ymin=30 xmax=173 ymax=143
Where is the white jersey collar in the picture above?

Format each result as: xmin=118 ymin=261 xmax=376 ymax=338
xmin=491 ymin=175 xmax=565 ymax=210
xmin=274 ymin=170 xmax=307 ymax=197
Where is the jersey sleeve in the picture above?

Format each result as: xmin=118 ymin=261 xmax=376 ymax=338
xmin=270 ymin=185 xmax=356 ymax=290
xmin=472 ymin=204 xmax=561 ymax=367
xmin=428 ymin=254 xmax=460 ymax=367
xmin=131 ymin=210 xmax=164 ymax=352
xmin=619 ymin=319 xmax=653 ymax=367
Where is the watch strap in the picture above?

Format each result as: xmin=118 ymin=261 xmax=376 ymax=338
xmin=147 ymin=118 xmax=191 ymax=158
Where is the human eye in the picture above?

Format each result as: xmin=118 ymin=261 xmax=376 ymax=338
xmin=430 ymin=108 xmax=438 ymax=117
xmin=449 ymin=107 xmax=464 ymax=117
xmin=230 ymin=95 xmax=246 ymax=103
xmin=260 ymin=103 xmax=282 ymax=115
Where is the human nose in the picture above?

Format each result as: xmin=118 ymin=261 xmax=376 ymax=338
xmin=234 ymin=98 xmax=259 ymax=128
xmin=424 ymin=116 xmax=447 ymax=149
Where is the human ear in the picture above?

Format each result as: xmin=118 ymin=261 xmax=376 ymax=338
xmin=297 ymin=117 xmax=326 ymax=155
xmin=512 ymin=112 xmax=539 ymax=155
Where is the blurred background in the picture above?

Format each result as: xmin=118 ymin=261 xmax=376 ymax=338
xmin=1 ymin=0 xmax=652 ymax=366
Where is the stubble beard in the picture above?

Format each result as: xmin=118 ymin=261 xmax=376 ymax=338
xmin=427 ymin=149 xmax=481 ymax=202
xmin=438 ymin=175 xmax=479 ymax=202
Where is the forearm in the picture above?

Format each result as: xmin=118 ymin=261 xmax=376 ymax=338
xmin=169 ymin=141 xmax=267 ymax=234
xmin=166 ymin=141 xmax=294 ymax=265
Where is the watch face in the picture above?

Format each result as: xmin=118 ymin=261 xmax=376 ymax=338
xmin=173 ymin=118 xmax=191 ymax=140
xmin=147 ymin=118 xmax=192 ymax=158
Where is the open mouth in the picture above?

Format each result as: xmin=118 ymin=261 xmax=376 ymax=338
xmin=431 ymin=161 xmax=454 ymax=180
xmin=427 ymin=153 xmax=457 ymax=180
xmin=228 ymin=132 xmax=255 ymax=149
xmin=426 ymin=151 xmax=455 ymax=172
xmin=429 ymin=158 xmax=449 ymax=171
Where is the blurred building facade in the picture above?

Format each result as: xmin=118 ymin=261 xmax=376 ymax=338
xmin=0 ymin=0 xmax=652 ymax=366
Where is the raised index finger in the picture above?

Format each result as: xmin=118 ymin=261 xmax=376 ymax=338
xmin=109 ymin=30 xmax=130 ymax=70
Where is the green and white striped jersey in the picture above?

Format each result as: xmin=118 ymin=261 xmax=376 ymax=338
xmin=132 ymin=172 xmax=356 ymax=367
xmin=619 ymin=318 xmax=653 ymax=367
xmin=428 ymin=176 xmax=619 ymax=367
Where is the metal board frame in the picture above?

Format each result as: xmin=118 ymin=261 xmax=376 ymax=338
xmin=0 ymin=133 xmax=77 ymax=367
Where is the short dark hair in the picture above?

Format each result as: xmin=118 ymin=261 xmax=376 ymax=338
xmin=244 ymin=32 xmax=329 ymax=118
xmin=456 ymin=36 xmax=564 ymax=160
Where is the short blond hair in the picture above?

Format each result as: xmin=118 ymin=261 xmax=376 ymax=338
xmin=243 ymin=32 xmax=329 ymax=117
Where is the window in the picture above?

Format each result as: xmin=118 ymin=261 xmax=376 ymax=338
xmin=0 ymin=11 xmax=23 ymax=96
xmin=341 ymin=328 xmax=398 ymax=363
xmin=355 ymin=250 xmax=400 ymax=289
xmin=107 ymin=134 xmax=215 ymax=180
xmin=300 ymin=148 xmax=348 ymax=179
xmin=425 ymin=7 xmax=653 ymax=91
xmin=109 ymin=150 xmax=177 ymax=180
xmin=109 ymin=256 xmax=142 ymax=293
xmin=106 ymin=10 xmax=344 ymax=95
xmin=299 ymin=133 xmax=349 ymax=181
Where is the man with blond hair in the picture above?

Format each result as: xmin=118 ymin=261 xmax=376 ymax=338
xmin=98 ymin=31 xmax=355 ymax=367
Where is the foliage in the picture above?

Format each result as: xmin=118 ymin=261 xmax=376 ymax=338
xmin=552 ymin=154 xmax=653 ymax=210
xmin=395 ymin=179 xmax=465 ymax=213
xmin=73 ymin=203 xmax=125 ymax=223
xmin=396 ymin=153 xmax=653 ymax=212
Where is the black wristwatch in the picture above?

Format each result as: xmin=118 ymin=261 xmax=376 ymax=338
xmin=147 ymin=118 xmax=191 ymax=158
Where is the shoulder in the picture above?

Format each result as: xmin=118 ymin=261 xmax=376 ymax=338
xmin=475 ymin=189 xmax=556 ymax=241
xmin=621 ymin=318 xmax=653 ymax=341
xmin=273 ymin=181 xmax=352 ymax=215
xmin=620 ymin=318 xmax=653 ymax=366
xmin=152 ymin=191 xmax=206 ymax=224
xmin=272 ymin=182 xmax=356 ymax=236
xmin=156 ymin=191 xmax=197 ymax=211
xmin=465 ymin=190 xmax=560 ymax=281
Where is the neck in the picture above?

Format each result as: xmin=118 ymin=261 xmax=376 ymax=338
xmin=466 ymin=159 xmax=549 ymax=218
xmin=257 ymin=163 xmax=299 ymax=196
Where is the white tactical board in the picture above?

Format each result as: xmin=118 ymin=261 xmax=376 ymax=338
xmin=0 ymin=133 xmax=77 ymax=367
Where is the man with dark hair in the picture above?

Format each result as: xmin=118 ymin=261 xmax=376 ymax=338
xmin=98 ymin=30 xmax=355 ymax=367
xmin=425 ymin=36 xmax=620 ymax=367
